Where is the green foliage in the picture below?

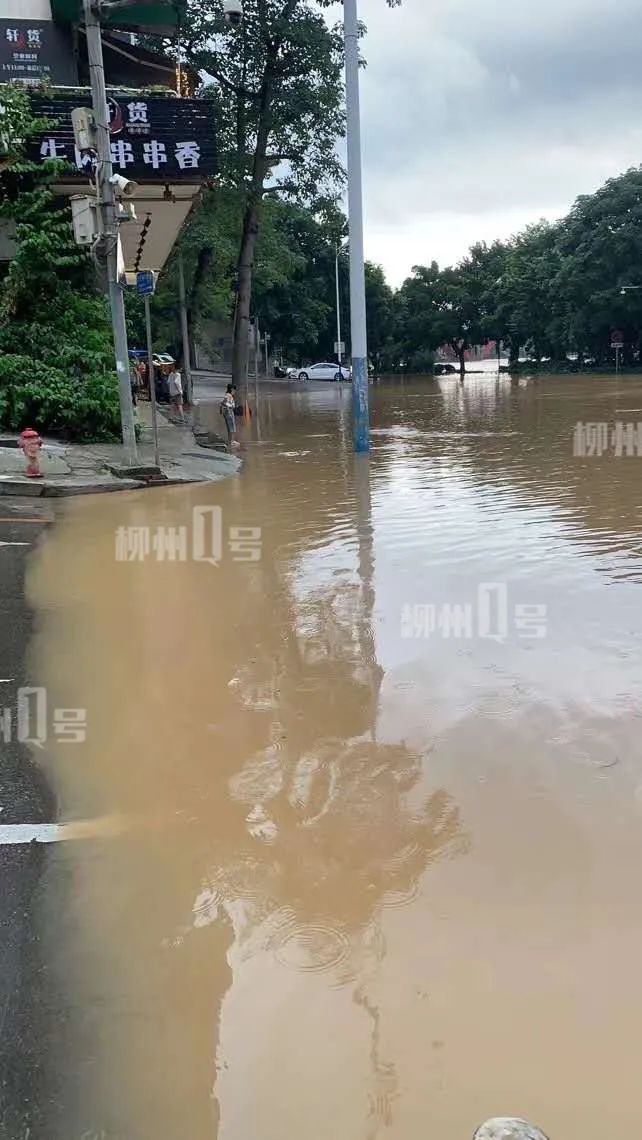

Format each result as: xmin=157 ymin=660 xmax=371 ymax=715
xmin=398 ymin=168 xmax=642 ymax=370
xmin=0 ymin=355 xmax=120 ymax=441
xmin=179 ymin=1 xmax=346 ymax=200
xmin=0 ymin=92 xmax=119 ymax=440
xmin=0 ymin=86 xmax=33 ymax=156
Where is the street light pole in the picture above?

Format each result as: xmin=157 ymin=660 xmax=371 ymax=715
xmin=344 ymin=0 xmax=369 ymax=453
xmin=177 ymin=249 xmax=193 ymax=406
xmin=83 ymin=0 xmax=137 ymax=464
xmin=335 ymin=245 xmax=342 ymax=369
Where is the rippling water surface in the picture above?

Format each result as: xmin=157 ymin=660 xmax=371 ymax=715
xmin=29 ymin=375 xmax=642 ymax=1138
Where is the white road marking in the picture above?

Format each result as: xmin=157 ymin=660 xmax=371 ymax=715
xmin=0 ymin=816 xmax=126 ymax=845
xmin=0 ymin=824 xmax=66 ymax=845
xmin=0 ymin=542 xmax=29 ymax=548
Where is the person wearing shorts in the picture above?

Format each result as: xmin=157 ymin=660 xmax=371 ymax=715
xmin=168 ymin=367 xmax=184 ymax=420
xmin=221 ymin=384 xmax=239 ymax=448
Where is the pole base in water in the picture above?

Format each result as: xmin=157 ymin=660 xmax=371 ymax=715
xmin=473 ymin=1120 xmax=550 ymax=1140
xmin=352 ymin=356 xmax=369 ymax=453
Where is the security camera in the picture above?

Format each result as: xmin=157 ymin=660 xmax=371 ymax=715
xmin=223 ymin=0 xmax=243 ymax=26
xmin=110 ymin=172 xmax=138 ymax=199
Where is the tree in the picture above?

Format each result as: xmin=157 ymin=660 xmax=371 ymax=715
xmin=466 ymin=240 xmax=510 ymax=363
xmin=365 ymin=263 xmax=395 ymax=372
xmin=553 ymin=169 xmax=642 ymax=365
xmin=397 ymin=259 xmax=486 ymax=378
xmin=396 ymin=262 xmax=441 ymax=371
xmin=496 ymin=222 xmax=561 ymax=364
xmin=0 ymin=88 xmax=120 ymax=440
xmin=175 ymin=0 xmax=345 ymax=393
xmin=171 ymin=0 xmax=403 ymax=392
xmin=433 ymin=261 xmax=486 ymax=378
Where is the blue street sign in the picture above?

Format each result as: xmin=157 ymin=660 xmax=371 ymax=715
xmin=136 ymin=270 xmax=155 ymax=296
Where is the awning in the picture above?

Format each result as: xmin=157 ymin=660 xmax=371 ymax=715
xmin=50 ymin=0 xmax=185 ymax=34
xmin=58 ymin=179 xmax=200 ymax=272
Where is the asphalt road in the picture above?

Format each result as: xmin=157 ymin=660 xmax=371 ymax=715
xmin=0 ymin=499 xmax=55 ymax=1140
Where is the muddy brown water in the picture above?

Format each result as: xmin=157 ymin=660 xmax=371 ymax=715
xmin=28 ymin=374 xmax=642 ymax=1139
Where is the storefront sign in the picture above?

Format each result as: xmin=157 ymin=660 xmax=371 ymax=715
xmin=29 ymin=93 xmax=217 ymax=180
xmin=0 ymin=20 xmax=77 ymax=85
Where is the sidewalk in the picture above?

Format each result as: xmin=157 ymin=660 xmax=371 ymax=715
xmin=0 ymin=402 xmax=240 ymax=497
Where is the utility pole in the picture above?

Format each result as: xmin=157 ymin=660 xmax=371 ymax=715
xmin=264 ymin=332 xmax=270 ymax=377
xmin=344 ymin=0 xmax=369 ymax=453
xmin=177 ymin=249 xmax=193 ymax=406
xmin=143 ymin=294 xmax=160 ymax=467
xmin=335 ymin=245 xmax=343 ymax=369
xmin=83 ymin=0 xmax=137 ymax=464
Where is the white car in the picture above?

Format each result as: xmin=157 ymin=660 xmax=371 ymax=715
xmin=296 ymin=362 xmax=352 ymax=382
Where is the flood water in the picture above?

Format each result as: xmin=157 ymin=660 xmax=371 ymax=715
xmin=28 ymin=374 xmax=642 ymax=1139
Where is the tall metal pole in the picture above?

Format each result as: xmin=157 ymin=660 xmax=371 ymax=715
xmin=264 ymin=333 xmax=269 ymax=376
xmin=83 ymin=0 xmax=137 ymax=464
xmin=144 ymin=295 xmax=160 ymax=468
xmin=177 ymin=249 xmax=193 ymax=406
xmin=344 ymin=0 xmax=369 ymax=453
xmin=335 ymin=246 xmax=342 ymax=368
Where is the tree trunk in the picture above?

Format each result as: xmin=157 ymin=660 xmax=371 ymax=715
xmin=452 ymin=340 xmax=466 ymax=380
xmin=186 ymin=245 xmax=213 ymax=364
xmin=230 ymin=57 xmax=275 ymax=397
xmin=231 ymin=203 xmax=259 ymax=399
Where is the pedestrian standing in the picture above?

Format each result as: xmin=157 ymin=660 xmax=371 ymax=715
xmin=130 ymin=362 xmax=138 ymax=408
xmin=220 ymin=383 xmax=240 ymax=449
xmin=138 ymin=359 xmax=148 ymax=397
xmin=168 ymin=366 xmax=184 ymax=420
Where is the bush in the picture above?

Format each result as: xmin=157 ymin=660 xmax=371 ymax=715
xmin=0 ymin=354 xmax=121 ymax=441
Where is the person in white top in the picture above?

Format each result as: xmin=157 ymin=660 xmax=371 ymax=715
xmin=168 ymin=367 xmax=184 ymax=420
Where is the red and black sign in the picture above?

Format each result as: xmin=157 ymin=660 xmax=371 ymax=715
xmin=29 ymin=92 xmax=217 ymax=181
xmin=0 ymin=19 xmax=76 ymax=85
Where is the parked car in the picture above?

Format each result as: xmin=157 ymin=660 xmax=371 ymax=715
xmin=296 ymin=362 xmax=352 ymax=382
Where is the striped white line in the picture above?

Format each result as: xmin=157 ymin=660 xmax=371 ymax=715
xmin=0 ymin=816 xmax=126 ymax=845
xmin=0 ymin=824 xmax=66 ymax=845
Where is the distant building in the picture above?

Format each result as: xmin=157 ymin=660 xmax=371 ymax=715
xmin=437 ymin=341 xmax=502 ymax=362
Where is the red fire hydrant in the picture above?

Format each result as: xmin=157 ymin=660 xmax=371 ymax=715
xmin=19 ymin=428 xmax=43 ymax=478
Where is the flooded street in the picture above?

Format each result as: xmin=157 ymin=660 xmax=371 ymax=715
xmin=28 ymin=374 xmax=642 ymax=1139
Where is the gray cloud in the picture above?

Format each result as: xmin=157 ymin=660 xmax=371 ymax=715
xmin=328 ymin=0 xmax=642 ymax=282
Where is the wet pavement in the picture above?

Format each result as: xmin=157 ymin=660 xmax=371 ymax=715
xmin=0 ymin=500 xmax=54 ymax=1140
xmin=10 ymin=373 xmax=642 ymax=1138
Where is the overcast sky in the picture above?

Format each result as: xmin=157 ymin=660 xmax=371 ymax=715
xmin=331 ymin=0 xmax=642 ymax=285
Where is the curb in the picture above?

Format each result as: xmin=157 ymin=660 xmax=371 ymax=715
xmin=0 ymin=477 xmax=145 ymax=497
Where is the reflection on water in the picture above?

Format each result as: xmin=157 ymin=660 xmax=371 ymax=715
xmin=28 ymin=375 xmax=642 ymax=1139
